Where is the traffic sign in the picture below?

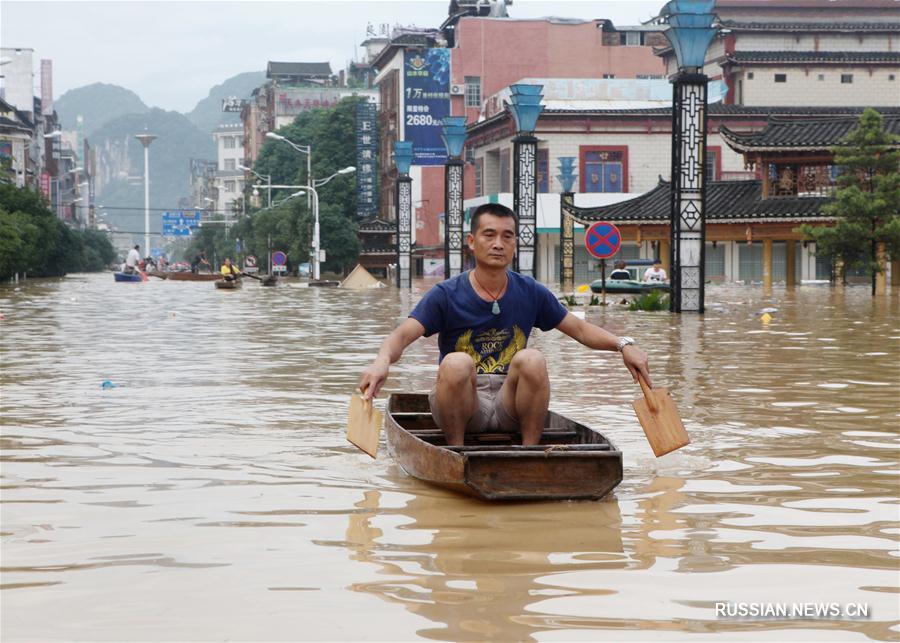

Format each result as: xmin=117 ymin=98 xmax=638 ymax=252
xmin=244 ymin=255 xmax=257 ymax=268
xmin=584 ymin=221 xmax=622 ymax=259
xmin=272 ymin=251 xmax=287 ymax=266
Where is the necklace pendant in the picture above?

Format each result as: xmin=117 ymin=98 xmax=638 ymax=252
xmin=491 ymin=300 xmax=500 ymax=315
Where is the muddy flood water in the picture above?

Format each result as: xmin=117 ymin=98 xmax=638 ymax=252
xmin=1 ymin=273 xmax=898 ymax=641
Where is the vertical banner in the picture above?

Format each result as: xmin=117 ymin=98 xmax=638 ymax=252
xmin=40 ymin=172 xmax=51 ymax=199
xmin=355 ymin=99 xmax=379 ymax=219
xmin=404 ymin=49 xmax=450 ymax=166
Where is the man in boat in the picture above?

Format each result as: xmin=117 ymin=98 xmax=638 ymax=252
xmin=123 ymin=245 xmax=141 ymax=275
xmin=359 ymin=203 xmax=652 ymax=446
xmin=220 ymin=257 xmax=242 ymax=282
xmin=609 ymin=260 xmax=631 ymax=280
xmin=642 ymin=259 xmax=668 ymax=284
xmin=191 ymin=251 xmax=211 ymax=274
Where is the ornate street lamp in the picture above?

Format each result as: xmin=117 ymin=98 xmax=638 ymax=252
xmin=660 ymin=0 xmax=718 ymax=313
xmin=441 ymin=116 xmax=468 ymax=279
xmin=557 ymin=157 xmax=578 ymax=293
xmin=393 ymin=141 xmax=414 ymax=288
xmin=507 ymin=84 xmax=544 ymax=278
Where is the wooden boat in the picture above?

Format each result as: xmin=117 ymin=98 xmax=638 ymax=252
xmin=113 ymin=272 xmax=144 ymax=283
xmin=385 ymin=393 xmax=622 ymax=501
xmin=165 ymin=272 xmax=222 ymax=282
xmin=214 ymin=279 xmax=242 ymax=289
xmin=590 ymin=278 xmax=670 ymax=295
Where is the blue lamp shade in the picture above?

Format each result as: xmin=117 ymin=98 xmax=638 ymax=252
xmin=557 ymin=156 xmax=577 ymax=193
xmin=508 ymin=84 xmax=545 ymax=134
xmin=440 ymin=117 xmax=468 ymax=158
xmin=661 ymin=0 xmax=718 ymax=70
xmin=393 ymin=141 xmax=414 ymax=175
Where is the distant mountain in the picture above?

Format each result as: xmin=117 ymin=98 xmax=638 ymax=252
xmin=186 ymin=71 xmax=265 ymax=135
xmin=90 ymin=108 xmax=216 ymax=236
xmin=54 ymin=83 xmax=149 ymax=137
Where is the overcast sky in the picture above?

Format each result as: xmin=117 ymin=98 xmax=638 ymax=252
xmin=3 ymin=0 xmax=662 ymax=113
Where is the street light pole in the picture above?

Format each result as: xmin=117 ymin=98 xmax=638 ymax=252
xmin=135 ymin=134 xmax=157 ymax=256
xmin=238 ymin=164 xmax=272 ymax=208
xmin=265 ymin=132 xmax=312 ymax=209
xmin=295 ymin=167 xmax=356 ymax=281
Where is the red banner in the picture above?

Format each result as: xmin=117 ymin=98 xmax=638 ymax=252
xmin=41 ymin=172 xmax=51 ymax=199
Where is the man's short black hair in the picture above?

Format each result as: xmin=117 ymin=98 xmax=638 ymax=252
xmin=470 ymin=203 xmax=518 ymax=234
xmin=134 ymin=245 xmax=140 ymax=250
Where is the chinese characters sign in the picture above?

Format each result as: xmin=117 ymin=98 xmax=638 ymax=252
xmin=404 ymin=49 xmax=450 ymax=166
xmin=356 ymin=99 xmax=379 ymax=219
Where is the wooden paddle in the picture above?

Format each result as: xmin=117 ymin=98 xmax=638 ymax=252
xmin=347 ymin=391 xmax=383 ymax=458
xmin=632 ymin=374 xmax=690 ymax=457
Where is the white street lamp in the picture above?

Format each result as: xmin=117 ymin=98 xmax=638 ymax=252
xmin=293 ymin=165 xmax=355 ymax=281
xmin=134 ymin=133 xmax=157 ymax=256
xmin=238 ymin=164 xmax=271 ymax=207
xmin=265 ymin=132 xmax=312 ymax=208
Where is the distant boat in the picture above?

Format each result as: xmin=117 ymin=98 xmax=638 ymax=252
xmin=113 ymin=272 xmax=145 ymax=283
xmin=590 ymin=279 xmax=670 ymax=295
xmin=165 ymin=272 xmax=221 ymax=282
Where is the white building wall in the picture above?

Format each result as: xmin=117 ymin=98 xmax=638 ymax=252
xmin=0 ymin=48 xmax=34 ymax=114
xmin=738 ymin=32 xmax=895 ymax=52
xmin=475 ymin=129 xmax=750 ymax=196
xmin=740 ymin=66 xmax=899 ymax=107
xmin=213 ymin=125 xmax=245 ymax=215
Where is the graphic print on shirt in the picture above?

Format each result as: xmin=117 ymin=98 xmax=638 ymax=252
xmin=455 ymin=325 xmax=526 ymax=374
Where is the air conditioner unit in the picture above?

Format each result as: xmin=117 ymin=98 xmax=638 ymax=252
xmin=450 ymin=84 xmax=465 ymax=95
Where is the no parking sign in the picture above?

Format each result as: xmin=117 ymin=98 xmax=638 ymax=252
xmin=584 ymin=221 xmax=622 ymax=259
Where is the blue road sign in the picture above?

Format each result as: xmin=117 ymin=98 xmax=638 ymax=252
xmin=272 ymin=251 xmax=287 ymax=266
xmin=585 ymin=221 xmax=622 ymax=259
xmin=162 ymin=210 xmax=202 ymax=238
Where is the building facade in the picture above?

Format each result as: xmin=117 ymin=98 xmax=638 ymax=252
xmin=212 ymin=123 xmax=245 ymax=217
xmin=371 ymin=9 xmax=669 ymax=277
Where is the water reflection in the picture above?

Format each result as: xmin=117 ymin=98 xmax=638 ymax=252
xmin=0 ymin=274 xmax=898 ymax=640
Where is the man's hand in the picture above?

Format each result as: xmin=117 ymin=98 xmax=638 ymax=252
xmin=359 ymin=358 xmax=390 ymax=400
xmin=621 ymin=345 xmax=652 ymax=387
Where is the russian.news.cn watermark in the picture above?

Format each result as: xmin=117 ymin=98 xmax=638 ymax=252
xmin=715 ymin=602 xmax=872 ymax=620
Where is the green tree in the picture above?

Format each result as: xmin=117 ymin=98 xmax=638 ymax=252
xmin=244 ymin=96 xmax=366 ymax=274
xmin=799 ymin=108 xmax=900 ymax=290
xmin=0 ymin=184 xmax=117 ymax=280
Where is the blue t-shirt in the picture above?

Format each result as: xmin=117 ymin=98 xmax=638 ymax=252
xmin=409 ymin=271 xmax=568 ymax=374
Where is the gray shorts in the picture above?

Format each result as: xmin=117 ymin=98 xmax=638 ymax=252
xmin=428 ymin=374 xmax=518 ymax=434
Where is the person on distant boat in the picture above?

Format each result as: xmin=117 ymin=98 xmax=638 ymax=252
xmin=358 ymin=203 xmax=652 ymax=447
xmin=643 ymin=259 xmax=668 ymax=284
xmin=609 ymin=260 xmax=631 ymax=280
xmin=191 ymin=251 xmax=211 ymax=274
xmin=220 ymin=257 xmax=242 ymax=282
xmin=124 ymin=245 xmax=141 ymax=274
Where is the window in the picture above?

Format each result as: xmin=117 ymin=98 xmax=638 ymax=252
xmin=706 ymin=146 xmax=721 ymax=182
xmin=625 ymin=31 xmax=642 ymax=46
xmin=223 ymin=136 xmax=235 ymax=149
xmin=581 ymin=147 xmax=627 ymax=193
xmin=536 ymin=149 xmax=549 ymax=193
xmin=818 ymin=74 xmax=825 ymax=81
xmin=602 ymin=73 xmax=616 ymax=79
xmin=464 ymin=76 xmax=481 ymax=108
xmin=841 ymin=74 xmax=853 ymax=84
xmin=890 ymin=74 xmax=896 ymax=81
xmin=774 ymin=74 xmax=787 ymax=83
xmin=747 ymin=72 xmax=754 ymax=80
xmin=224 ymin=180 xmax=235 ymax=193
xmin=474 ymin=158 xmax=483 ymax=197
xmin=224 ymin=159 xmax=236 ymax=170
xmin=499 ymin=149 xmax=510 ymax=193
